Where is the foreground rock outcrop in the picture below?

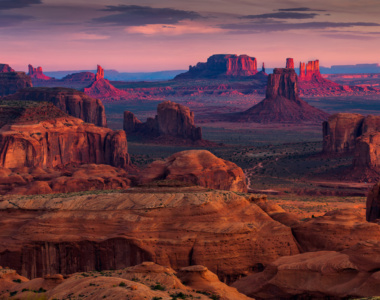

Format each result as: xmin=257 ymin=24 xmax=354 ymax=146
xmin=0 ymin=104 xmax=129 ymax=169
xmin=124 ymin=101 xmax=203 ymax=143
xmin=233 ymin=240 xmax=380 ymax=299
xmin=2 ymin=87 xmax=107 ymax=127
xmin=140 ymin=150 xmax=248 ymax=192
xmin=0 ymin=187 xmax=299 ymax=281
xmin=231 ymin=68 xmax=329 ymax=123
xmin=366 ymin=181 xmax=380 ymax=222
xmin=0 ymin=64 xmax=32 ymax=96
xmin=0 ymin=262 xmax=253 ymax=300
xmin=175 ymin=54 xmax=259 ymax=79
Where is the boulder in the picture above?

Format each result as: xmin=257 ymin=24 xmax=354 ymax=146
xmin=140 ymin=150 xmax=247 ymax=192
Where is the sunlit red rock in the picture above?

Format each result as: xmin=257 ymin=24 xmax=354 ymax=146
xmin=28 ymin=64 xmax=52 ymax=81
xmin=140 ymin=150 xmax=248 ymax=192
xmin=286 ymin=58 xmax=294 ymax=69
xmin=0 ymin=64 xmax=15 ymax=73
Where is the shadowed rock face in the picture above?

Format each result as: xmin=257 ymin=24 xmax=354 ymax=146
xmin=124 ymin=101 xmax=202 ymax=142
xmin=0 ymin=72 xmax=32 ymax=97
xmin=175 ymin=54 xmax=258 ymax=79
xmin=0 ymin=109 xmax=129 ymax=169
xmin=0 ymin=187 xmax=299 ymax=281
xmin=231 ymin=68 xmax=329 ymax=123
xmin=2 ymin=87 xmax=107 ymax=127
xmin=140 ymin=150 xmax=247 ymax=192
xmin=286 ymin=58 xmax=294 ymax=69
xmin=28 ymin=64 xmax=52 ymax=81
xmin=0 ymin=64 xmax=15 ymax=73
xmin=323 ymin=113 xmax=380 ymax=154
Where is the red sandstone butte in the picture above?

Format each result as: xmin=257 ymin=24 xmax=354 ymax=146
xmin=286 ymin=58 xmax=294 ymax=69
xmin=0 ymin=64 xmax=15 ymax=73
xmin=28 ymin=64 xmax=52 ymax=81
xmin=231 ymin=68 xmax=329 ymax=123
xmin=299 ymin=60 xmax=322 ymax=81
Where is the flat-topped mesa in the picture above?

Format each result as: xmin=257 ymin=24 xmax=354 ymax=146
xmin=124 ymin=101 xmax=202 ymax=142
xmin=0 ymin=107 xmax=130 ymax=169
xmin=266 ymin=68 xmax=299 ymax=101
xmin=95 ymin=65 xmax=105 ymax=81
xmin=286 ymin=58 xmax=294 ymax=69
xmin=28 ymin=64 xmax=52 ymax=81
xmin=299 ymin=59 xmax=322 ymax=81
xmin=2 ymin=87 xmax=107 ymax=127
xmin=0 ymin=64 xmax=15 ymax=73
xmin=322 ymin=113 xmax=380 ymax=154
xmin=175 ymin=54 xmax=258 ymax=79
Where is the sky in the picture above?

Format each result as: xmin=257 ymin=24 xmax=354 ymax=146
xmin=0 ymin=0 xmax=380 ymax=72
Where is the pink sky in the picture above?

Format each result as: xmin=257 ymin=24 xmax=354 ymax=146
xmin=1 ymin=0 xmax=380 ymax=72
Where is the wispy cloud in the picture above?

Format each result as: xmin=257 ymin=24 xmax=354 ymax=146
xmin=0 ymin=0 xmax=41 ymax=10
xmin=242 ymin=12 xmax=318 ymax=20
xmin=277 ymin=7 xmax=327 ymax=12
xmin=125 ymin=21 xmax=224 ymax=36
xmin=0 ymin=12 xmax=33 ymax=26
xmin=66 ymin=32 xmax=110 ymax=40
xmin=93 ymin=5 xmax=202 ymax=26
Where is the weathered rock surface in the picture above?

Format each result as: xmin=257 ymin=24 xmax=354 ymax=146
xmin=292 ymin=209 xmax=380 ymax=252
xmin=62 ymin=71 xmax=95 ymax=83
xmin=0 ymin=164 xmax=132 ymax=195
xmin=299 ymin=60 xmax=322 ymax=81
xmin=175 ymin=54 xmax=259 ymax=79
xmin=0 ymin=113 xmax=129 ymax=169
xmin=140 ymin=150 xmax=248 ymax=192
xmin=2 ymin=87 xmax=107 ymax=127
xmin=0 ymin=64 xmax=15 ymax=73
xmin=0 ymin=71 xmax=32 ymax=97
xmin=231 ymin=68 xmax=329 ymax=123
xmin=124 ymin=101 xmax=204 ymax=143
xmin=0 ymin=262 xmax=253 ymax=300
xmin=28 ymin=64 xmax=52 ymax=81
xmin=323 ymin=113 xmax=380 ymax=154
xmin=233 ymin=241 xmax=380 ymax=299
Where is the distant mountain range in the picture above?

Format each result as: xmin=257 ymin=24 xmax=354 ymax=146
xmin=44 ymin=70 xmax=187 ymax=81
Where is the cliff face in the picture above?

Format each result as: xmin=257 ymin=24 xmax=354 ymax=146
xmin=322 ymin=113 xmax=380 ymax=154
xmin=0 ymin=115 xmax=129 ymax=169
xmin=2 ymin=87 xmax=107 ymax=127
xmin=28 ymin=64 xmax=52 ymax=81
xmin=175 ymin=54 xmax=258 ymax=79
xmin=231 ymin=68 xmax=329 ymax=123
xmin=286 ymin=58 xmax=294 ymax=69
xmin=124 ymin=101 xmax=202 ymax=142
xmin=0 ymin=188 xmax=299 ymax=281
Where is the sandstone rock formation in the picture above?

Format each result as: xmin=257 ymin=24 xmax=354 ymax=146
xmin=0 ymin=164 xmax=132 ymax=195
xmin=0 ymin=64 xmax=15 ymax=73
xmin=233 ymin=240 xmax=380 ymax=299
xmin=0 ymin=66 xmax=32 ymax=96
xmin=352 ymin=132 xmax=380 ymax=178
xmin=84 ymin=65 xmax=127 ymax=100
xmin=0 ymin=187 xmax=299 ymax=280
xmin=0 ymin=262 xmax=253 ymax=300
xmin=140 ymin=150 xmax=248 ymax=192
xmin=28 ymin=64 xmax=52 ymax=81
xmin=299 ymin=60 xmax=322 ymax=81
xmin=286 ymin=58 xmax=294 ymax=69
xmin=2 ymin=87 xmax=107 ymax=127
xmin=124 ymin=101 xmax=203 ymax=143
xmin=61 ymin=71 xmax=95 ymax=83
xmin=231 ymin=68 xmax=329 ymax=123
xmin=0 ymin=108 xmax=129 ymax=169
xmin=323 ymin=113 xmax=380 ymax=154
xmin=175 ymin=54 xmax=259 ymax=79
